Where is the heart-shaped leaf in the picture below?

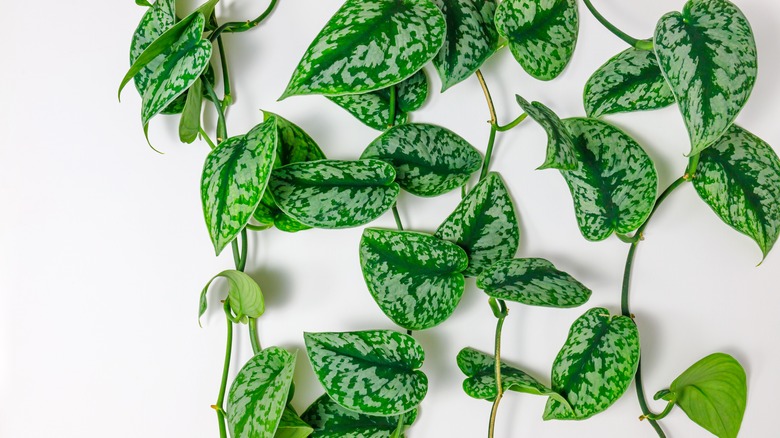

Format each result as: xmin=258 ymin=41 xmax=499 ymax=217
xmin=693 ymin=125 xmax=780 ymax=259
xmin=360 ymin=228 xmax=468 ymax=330
xmin=396 ymin=69 xmax=429 ymax=113
xmin=663 ymin=353 xmax=747 ymax=438
xmin=199 ymin=270 xmax=265 ymax=324
xmin=128 ymin=0 xmax=176 ymax=103
xmin=559 ymin=118 xmax=658 ymax=241
xmin=269 ymin=160 xmax=400 ymax=229
xmin=178 ymin=77 xmax=203 ymax=143
xmin=476 ymin=258 xmax=591 ymax=308
xmin=584 ymin=48 xmax=675 ymax=118
xmin=544 ymin=307 xmax=640 ymax=420
xmin=264 ymin=112 xmax=327 ymax=166
xmin=201 ymin=118 xmax=278 ymax=254
xmin=304 ymin=330 xmax=428 ymax=416
xmin=431 ymin=0 xmax=499 ymax=91
xmin=436 ymin=172 xmax=520 ymax=277
xmin=227 ymin=347 xmax=296 ymax=438
xmin=274 ymin=407 xmax=314 ymax=438
xmin=495 ymin=0 xmax=578 ymax=80
xmin=302 ymin=393 xmax=417 ymax=438
xmin=515 ymin=95 xmax=577 ymax=170
xmin=654 ymin=0 xmax=757 ymax=155
xmin=282 ymin=0 xmax=445 ymax=97
xmin=361 ymin=123 xmax=482 ymax=197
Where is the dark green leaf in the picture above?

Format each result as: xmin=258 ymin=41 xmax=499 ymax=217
xmin=274 ymin=407 xmax=314 ymax=438
xmin=396 ymin=69 xmax=429 ymax=113
xmin=253 ymin=191 xmax=312 ymax=233
xmin=264 ymin=111 xmax=327 ymax=166
xmin=179 ymin=77 xmax=203 ymax=143
xmin=129 ymin=0 xmax=175 ymax=98
xmin=199 ymin=270 xmax=264 ymax=325
xmin=136 ymin=0 xmax=152 ymax=6
xmin=302 ymin=394 xmax=417 ymax=438
xmin=515 ymin=95 xmax=577 ymax=170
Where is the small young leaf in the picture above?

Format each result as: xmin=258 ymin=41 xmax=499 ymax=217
xmin=201 ymin=118 xmax=278 ymax=254
xmin=282 ymin=0 xmax=445 ymax=97
xmin=559 ymin=118 xmax=658 ymax=241
xmin=693 ymin=125 xmax=780 ymax=259
xmin=436 ymin=172 xmax=520 ymax=277
xmin=654 ymin=0 xmax=757 ymax=155
xmin=361 ymin=123 xmax=482 ymax=197
xmin=515 ymin=95 xmax=577 ymax=170
xmin=178 ymin=77 xmax=203 ymax=143
xmin=304 ymin=330 xmax=428 ymax=416
xmin=666 ymin=353 xmax=747 ymax=438
xmin=544 ymin=307 xmax=640 ymax=420
xmin=495 ymin=0 xmax=578 ymax=80
xmin=302 ymin=393 xmax=417 ymax=438
xmin=476 ymin=258 xmax=591 ymax=308
xmin=360 ymin=228 xmax=468 ymax=330
xmin=274 ymin=407 xmax=314 ymax=438
xmin=199 ymin=270 xmax=264 ymax=324
xmin=431 ymin=0 xmax=499 ymax=91
xmin=584 ymin=48 xmax=675 ymax=118
xmin=227 ymin=347 xmax=296 ymax=438
xmin=269 ymin=160 xmax=400 ymax=229
xmin=135 ymin=0 xmax=152 ymax=6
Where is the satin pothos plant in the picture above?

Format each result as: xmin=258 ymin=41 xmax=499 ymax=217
xmin=119 ymin=0 xmax=777 ymax=437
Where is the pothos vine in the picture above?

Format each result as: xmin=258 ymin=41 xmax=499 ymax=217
xmin=120 ymin=0 xmax=777 ymax=437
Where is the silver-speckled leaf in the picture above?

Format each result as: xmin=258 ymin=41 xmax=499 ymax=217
xmin=693 ymin=125 xmax=780 ymax=259
xmin=544 ymin=307 xmax=640 ymax=420
xmin=457 ymin=347 xmax=569 ymax=406
xmin=584 ymin=48 xmax=675 ymax=118
xmin=560 ymin=118 xmax=658 ymax=241
xmin=129 ymin=0 xmax=175 ymax=103
xmin=396 ymin=69 xmax=429 ymax=113
xmin=282 ymin=0 xmax=445 ymax=97
xmin=360 ymin=228 xmax=468 ymax=330
xmin=199 ymin=270 xmax=265 ymax=324
xmin=274 ymin=407 xmax=314 ymax=438
xmin=201 ymin=118 xmax=278 ymax=254
xmin=654 ymin=0 xmax=757 ymax=156
xmin=253 ymin=191 xmax=312 ymax=233
xmin=436 ymin=172 xmax=520 ymax=277
xmin=264 ymin=112 xmax=327 ymax=166
xmin=516 ymin=95 xmax=577 ymax=170
xmin=302 ymin=394 xmax=417 ymax=438
xmin=269 ymin=160 xmax=400 ymax=229
xmin=304 ymin=331 xmax=428 ymax=416
xmin=361 ymin=123 xmax=482 ymax=197
xmin=495 ymin=0 xmax=578 ymax=80
xmin=227 ymin=347 xmax=296 ymax=438
xmin=431 ymin=0 xmax=499 ymax=91
xmin=476 ymin=258 xmax=591 ymax=308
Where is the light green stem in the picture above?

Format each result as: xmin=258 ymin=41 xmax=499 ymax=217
xmin=210 ymin=0 xmax=280 ymax=41
xmin=582 ymin=0 xmax=651 ymax=50
xmin=215 ymin=303 xmax=234 ymax=438
xmin=487 ymin=301 xmax=507 ymax=438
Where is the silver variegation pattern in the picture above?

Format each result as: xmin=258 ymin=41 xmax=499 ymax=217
xmin=302 ymin=394 xmax=417 ymax=438
xmin=516 ymin=95 xmax=577 ymax=170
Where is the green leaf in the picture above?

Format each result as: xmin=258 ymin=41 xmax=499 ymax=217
xmin=264 ymin=112 xmax=327 ymax=166
xmin=361 ymin=123 xmax=482 ymax=197
xmin=515 ymin=95 xmax=577 ymax=170
xmin=227 ymin=347 xmax=296 ymax=438
xmin=199 ymin=270 xmax=264 ymax=325
xmin=269 ymin=160 xmax=400 ymax=229
xmin=201 ymin=118 xmax=278 ymax=253
xmin=179 ymin=77 xmax=203 ymax=143
xmin=654 ymin=0 xmax=757 ymax=155
xmin=495 ymin=0 xmax=578 ymax=80
xmin=476 ymin=258 xmax=591 ymax=308
xmin=431 ymin=0 xmax=499 ymax=91
xmin=435 ymin=172 xmax=519 ymax=277
xmin=304 ymin=330 xmax=428 ymax=416
xmin=666 ymin=353 xmax=747 ymax=438
xmin=274 ymin=407 xmax=314 ymax=438
xmin=302 ymin=394 xmax=417 ymax=438
xmin=584 ymin=48 xmax=675 ymax=118
xmin=136 ymin=0 xmax=152 ymax=6
xmin=253 ymin=191 xmax=312 ymax=233
xmin=396 ymin=69 xmax=429 ymax=113
xmin=129 ymin=0 xmax=175 ymax=98
xmin=693 ymin=125 xmax=780 ymax=259
xmin=282 ymin=0 xmax=445 ymax=97
xmin=360 ymin=228 xmax=468 ymax=330
xmin=559 ymin=118 xmax=658 ymax=241
xmin=543 ymin=307 xmax=640 ymax=420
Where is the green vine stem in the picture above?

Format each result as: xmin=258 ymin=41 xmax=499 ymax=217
xmin=214 ymin=302 xmax=234 ymax=438
xmin=209 ymin=0 xmax=280 ymax=41
xmin=582 ymin=0 xmax=653 ymax=50
xmin=487 ymin=299 xmax=508 ymax=438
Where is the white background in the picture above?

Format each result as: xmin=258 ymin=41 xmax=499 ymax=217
xmin=2 ymin=0 xmax=779 ymax=437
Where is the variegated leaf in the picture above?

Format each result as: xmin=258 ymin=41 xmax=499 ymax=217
xmin=201 ymin=118 xmax=278 ymax=254
xmin=264 ymin=112 xmax=327 ymax=166
xmin=269 ymin=160 xmax=400 ymax=229
xmin=253 ymin=191 xmax=312 ymax=233
xmin=431 ymin=0 xmax=499 ymax=91
xmin=360 ymin=228 xmax=468 ymax=330
xmin=544 ymin=307 xmax=640 ymax=420
xmin=282 ymin=0 xmax=445 ymax=97
xmin=227 ymin=347 xmax=296 ymax=438
xmin=654 ymin=0 xmax=757 ymax=155
xmin=559 ymin=118 xmax=658 ymax=241
xmin=435 ymin=172 xmax=520 ymax=277
xmin=302 ymin=394 xmax=417 ymax=438
xmin=361 ymin=123 xmax=482 ymax=197
xmin=584 ymin=48 xmax=675 ymax=118
xmin=476 ymin=258 xmax=591 ymax=308
xmin=495 ymin=0 xmax=578 ymax=80
xmin=199 ymin=270 xmax=265 ymax=324
xmin=304 ymin=331 xmax=428 ymax=416
xmin=129 ymin=0 xmax=175 ymax=100
xmin=274 ymin=407 xmax=314 ymax=438
xmin=457 ymin=348 xmax=570 ymax=406
xmin=179 ymin=77 xmax=203 ymax=143
xmin=693 ymin=125 xmax=780 ymax=259
xmin=396 ymin=69 xmax=429 ymax=113
xmin=516 ymin=95 xmax=576 ymax=170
